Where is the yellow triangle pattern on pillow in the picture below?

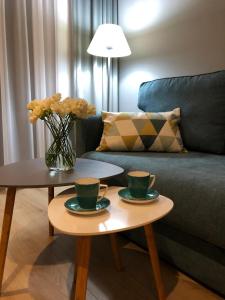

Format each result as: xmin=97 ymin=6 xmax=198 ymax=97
xmin=96 ymin=108 xmax=184 ymax=152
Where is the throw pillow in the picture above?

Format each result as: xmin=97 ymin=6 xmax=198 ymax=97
xmin=96 ymin=108 xmax=184 ymax=152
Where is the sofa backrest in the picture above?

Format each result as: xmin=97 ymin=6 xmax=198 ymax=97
xmin=138 ymin=70 xmax=225 ymax=154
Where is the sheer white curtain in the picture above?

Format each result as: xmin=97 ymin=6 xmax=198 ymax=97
xmin=0 ymin=0 xmax=118 ymax=165
xmin=0 ymin=0 xmax=71 ymax=164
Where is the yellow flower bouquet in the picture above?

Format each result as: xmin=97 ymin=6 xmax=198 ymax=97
xmin=27 ymin=93 xmax=96 ymax=171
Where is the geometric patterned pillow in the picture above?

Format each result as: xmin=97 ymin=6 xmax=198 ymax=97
xmin=96 ymin=108 xmax=184 ymax=152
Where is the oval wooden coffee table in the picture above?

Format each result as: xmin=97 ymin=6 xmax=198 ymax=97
xmin=0 ymin=158 xmax=123 ymax=292
xmin=48 ymin=186 xmax=173 ymax=300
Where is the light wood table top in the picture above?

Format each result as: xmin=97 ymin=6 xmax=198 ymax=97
xmin=0 ymin=158 xmax=124 ymax=188
xmin=48 ymin=186 xmax=173 ymax=236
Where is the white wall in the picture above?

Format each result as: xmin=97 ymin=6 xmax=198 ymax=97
xmin=118 ymin=0 xmax=225 ymax=111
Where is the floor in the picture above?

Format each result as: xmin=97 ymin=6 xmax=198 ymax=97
xmin=0 ymin=187 xmax=224 ymax=300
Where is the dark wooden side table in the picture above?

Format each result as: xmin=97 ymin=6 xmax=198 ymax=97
xmin=0 ymin=158 xmax=123 ymax=292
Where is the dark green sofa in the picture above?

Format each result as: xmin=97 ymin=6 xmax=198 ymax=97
xmin=76 ymin=70 xmax=225 ymax=296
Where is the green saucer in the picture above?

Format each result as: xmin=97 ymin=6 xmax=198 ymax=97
xmin=118 ymin=188 xmax=159 ymax=204
xmin=64 ymin=197 xmax=110 ymax=215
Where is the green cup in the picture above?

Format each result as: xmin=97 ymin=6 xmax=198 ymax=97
xmin=127 ymin=170 xmax=156 ymax=199
xmin=74 ymin=177 xmax=108 ymax=209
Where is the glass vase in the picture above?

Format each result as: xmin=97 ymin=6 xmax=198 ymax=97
xmin=45 ymin=118 xmax=76 ymax=172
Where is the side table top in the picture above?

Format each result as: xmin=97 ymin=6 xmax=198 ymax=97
xmin=48 ymin=186 xmax=173 ymax=236
xmin=0 ymin=158 xmax=124 ymax=188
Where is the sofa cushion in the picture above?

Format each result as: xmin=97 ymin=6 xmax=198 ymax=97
xmin=96 ymin=109 xmax=184 ymax=152
xmin=138 ymin=70 xmax=225 ymax=154
xmin=82 ymin=150 xmax=225 ymax=250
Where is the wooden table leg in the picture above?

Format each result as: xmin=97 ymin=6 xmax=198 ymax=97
xmin=0 ymin=187 xmax=16 ymax=292
xmin=48 ymin=187 xmax=54 ymax=236
xmin=109 ymin=233 xmax=123 ymax=271
xmin=74 ymin=236 xmax=91 ymax=300
xmin=144 ymin=224 xmax=166 ymax=300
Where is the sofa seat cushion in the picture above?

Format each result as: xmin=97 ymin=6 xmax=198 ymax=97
xmin=82 ymin=151 xmax=225 ymax=250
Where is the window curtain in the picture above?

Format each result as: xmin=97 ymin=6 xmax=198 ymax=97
xmin=0 ymin=0 xmax=119 ymax=165
xmin=71 ymin=0 xmax=119 ymax=112
xmin=0 ymin=0 xmax=68 ymax=164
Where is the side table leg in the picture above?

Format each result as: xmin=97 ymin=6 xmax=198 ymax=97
xmin=0 ymin=187 xmax=16 ymax=292
xmin=144 ymin=224 xmax=166 ymax=300
xmin=109 ymin=233 xmax=123 ymax=271
xmin=74 ymin=236 xmax=92 ymax=300
xmin=48 ymin=187 xmax=54 ymax=236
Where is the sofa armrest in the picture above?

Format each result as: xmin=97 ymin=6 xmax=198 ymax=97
xmin=75 ymin=115 xmax=103 ymax=156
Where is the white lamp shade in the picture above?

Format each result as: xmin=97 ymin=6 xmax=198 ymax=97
xmin=87 ymin=24 xmax=131 ymax=58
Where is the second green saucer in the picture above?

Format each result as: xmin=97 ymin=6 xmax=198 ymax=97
xmin=118 ymin=188 xmax=159 ymax=204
